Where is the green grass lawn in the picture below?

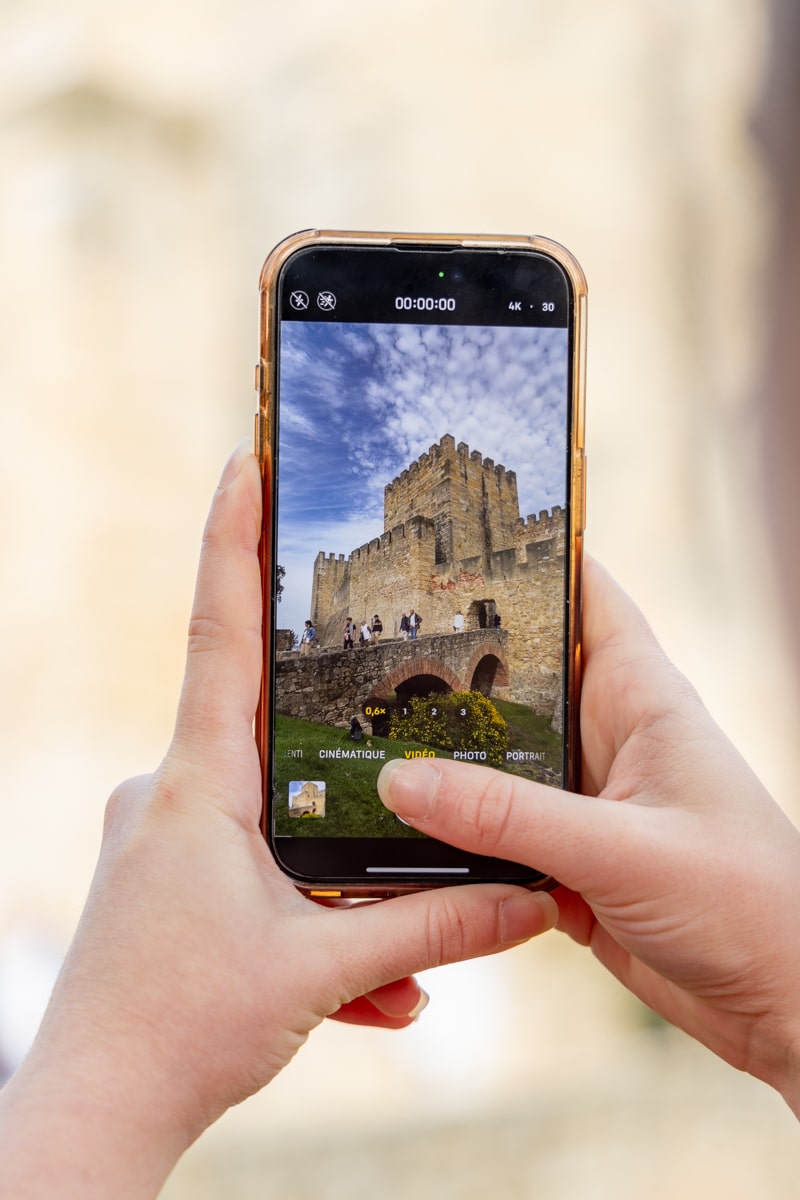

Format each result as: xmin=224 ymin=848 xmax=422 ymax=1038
xmin=273 ymin=699 xmax=564 ymax=838
xmin=273 ymin=714 xmax=446 ymax=838
xmin=492 ymin=699 xmax=564 ymax=782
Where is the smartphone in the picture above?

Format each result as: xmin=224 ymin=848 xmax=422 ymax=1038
xmin=255 ymin=230 xmax=586 ymax=897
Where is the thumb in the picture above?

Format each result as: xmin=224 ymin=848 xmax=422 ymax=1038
xmin=320 ymin=881 xmax=560 ymax=1010
xmin=169 ymin=442 xmax=263 ymax=779
xmin=377 ymin=757 xmax=645 ymax=897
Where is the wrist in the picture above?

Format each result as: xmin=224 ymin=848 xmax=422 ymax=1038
xmin=0 ymin=998 xmax=198 ymax=1200
xmin=742 ymin=1007 xmax=800 ymax=1121
xmin=771 ymin=1033 xmax=800 ymax=1120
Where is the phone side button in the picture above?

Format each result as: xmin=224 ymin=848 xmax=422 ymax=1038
xmin=254 ymin=410 xmax=268 ymax=459
xmin=581 ymin=453 xmax=587 ymax=531
xmin=309 ymin=890 xmax=342 ymax=898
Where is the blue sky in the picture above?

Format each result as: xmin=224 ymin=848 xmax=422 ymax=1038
xmin=277 ymin=321 xmax=569 ymax=634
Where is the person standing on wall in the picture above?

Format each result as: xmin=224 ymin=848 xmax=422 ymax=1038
xmin=300 ymin=620 xmax=316 ymax=655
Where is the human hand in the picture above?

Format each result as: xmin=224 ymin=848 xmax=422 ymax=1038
xmin=0 ymin=443 xmax=557 ymax=1200
xmin=378 ymin=559 xmax=800 ymax=1116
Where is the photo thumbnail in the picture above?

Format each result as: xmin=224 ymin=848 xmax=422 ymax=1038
xmin=288 ymin=781 xmax=326 ymax=819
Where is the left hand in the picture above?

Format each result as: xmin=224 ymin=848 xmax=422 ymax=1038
xmin=0 ymin=442 xmax=556 ymax=1200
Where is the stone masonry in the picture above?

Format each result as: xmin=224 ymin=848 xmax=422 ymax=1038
xmin=275 ymin=629 xmax=509 ymax=728
xmin=308 ymin=434 xmax=566 ymax=716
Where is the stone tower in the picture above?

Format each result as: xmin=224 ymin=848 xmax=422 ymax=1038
xmin=383 ymin=434 xmax=521 ymax=569
xmin=308 ymin=433 xmax=567 ymax=717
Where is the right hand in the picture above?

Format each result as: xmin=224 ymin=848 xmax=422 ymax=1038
xmin=378 ymin=559 xmax=800 ymax=1115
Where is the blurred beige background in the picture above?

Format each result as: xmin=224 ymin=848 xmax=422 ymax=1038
xmin=1 ymin=0 xmax=799 ymax=1195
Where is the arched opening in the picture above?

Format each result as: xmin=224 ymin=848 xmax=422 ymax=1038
xmin=467 ymin=598 xmax=500 ymax=630
xmin=365 ymin=673 xmax=455 ymax=735
xmin=370 ymin=658 xmax=463 ymax=734
xmin=470 ymin=653 xmax=504 ymax=697
xmin=395 ymin=673 xmax=454 ymax=708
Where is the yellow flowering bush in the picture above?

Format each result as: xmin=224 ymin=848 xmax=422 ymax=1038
xmin=389 ymin=690 xmax=509 ymax=766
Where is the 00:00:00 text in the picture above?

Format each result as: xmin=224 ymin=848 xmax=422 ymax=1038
xmin=394 ymin=297 xmax=456 ymax=312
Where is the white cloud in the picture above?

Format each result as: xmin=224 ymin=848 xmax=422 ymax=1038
xmin=277 ymin=320 xmax=570 ymax=626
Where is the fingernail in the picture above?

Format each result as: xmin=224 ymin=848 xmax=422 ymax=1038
xmin=500 ymin=892 xmax=559 ymax=947
xmin=377 ymin=759 xmax=440 ymax=821
xmin=408 ymin=988 xmax=430 ymax=1021
xmin=218 ymin=438 xmax=252 ymax=489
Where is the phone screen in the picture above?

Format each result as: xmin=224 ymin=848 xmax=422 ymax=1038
xmin=265 ymin=241 xmax=580 ymax=888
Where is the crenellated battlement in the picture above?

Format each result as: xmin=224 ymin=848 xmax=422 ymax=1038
xmin=514 ymin=505 xmax=565 ymax=545
xmin=311 ymin=436 xmax=566 ymax=655
xmin=315 ymin=507 xmax=565 ymax=574
xmin=385 ymin=434 xmax=518 ymax=508
xmin=350 ymin=516 xmax=436 ymax=561
xmin=383 ymin=433 xmax=522 ymax=565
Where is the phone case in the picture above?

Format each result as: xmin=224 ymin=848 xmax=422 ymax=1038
xmin=255 ymin=230 xmax=587 ymax=897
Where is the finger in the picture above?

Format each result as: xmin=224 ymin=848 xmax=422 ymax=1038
xmin=361 ymin=976 xmax=429 ymax=1018
xmin=581 ymin=556 xmax=656 ymax=661
xmin=579 ymin=558 xmax=701 ymax=791
xmin=328 ymin=979 xmax=430 ymax=1030
xmin=170 ymin=443 xmax=263 ymax=766
xmin=376 ymin=757 xmax=650 ymax=896
xmin=549 ymin=885 xmax=598 ymax=947
xmin=319 ymin=883 xmax=559 ymax=1008
xmin=328 ymin=997 xmax=417 ymax=1030
xmin=102 ymin=774 xmax=155 ymax=842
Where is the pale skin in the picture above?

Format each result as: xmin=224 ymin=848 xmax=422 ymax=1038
xmin=378 ymin=557 xmax=800 ymax=1118
xmin=0 ymin=445 xmax=557 ymax=1200
xmin=3 ymin=446 xmax=800 ymax=1200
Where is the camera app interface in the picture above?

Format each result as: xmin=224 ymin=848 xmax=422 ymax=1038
xmin=273 ymin=248 xmax=572 ymax=840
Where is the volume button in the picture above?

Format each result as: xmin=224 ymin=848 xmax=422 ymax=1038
xmin=255 ymin=360 xmax=270 ymax=396
xmin=254 ymin=411 xmax=268 ymax=461
xmin=581 ymin=453 xmax=587 ymax=532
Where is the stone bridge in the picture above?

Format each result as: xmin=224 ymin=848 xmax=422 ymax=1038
xmin=275 ymin=629 xmax=510 ymax=729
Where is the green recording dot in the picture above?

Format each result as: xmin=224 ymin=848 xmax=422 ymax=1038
xmin=438 ymin=271 xmax=445 ymax=278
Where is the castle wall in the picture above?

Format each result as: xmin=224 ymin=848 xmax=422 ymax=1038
xmin=487 ymin=548 xmax=566 ymax=711
xmin=308 ymin=434 xmax=569 ymax=716
xmin=313 ymin=515 xmax=438 ymax=646
xmin=403 ymin=536 xmax=566 ymax=710
xmin=311 ymin=551 xmax=348 ymax=633
xmin=275 ymin=630 xmax=509 ymax=727
xmin=513 ymin=506 xmax=566 ymax=557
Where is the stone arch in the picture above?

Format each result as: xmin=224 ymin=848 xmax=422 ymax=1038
xmin=366 ymin=656 xmax=462 ymax=733
xmin=469 ymin=654 xmax=507 ymax=697
xmin=464 ymin=641 xmax=510 ymax=697
xmin=394 ymin=673 xmax=454 ymax=707
xmin=377 ymin=655 xmax=463 ymax=698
